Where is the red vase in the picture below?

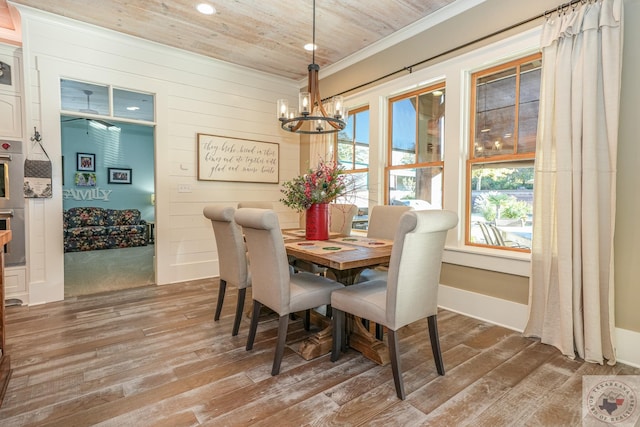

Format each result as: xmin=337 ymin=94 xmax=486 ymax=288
xmin=306 ymin=203 xmax=329 ymax=240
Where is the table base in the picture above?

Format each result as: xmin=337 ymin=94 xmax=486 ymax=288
xmin=348 ymin=317 xmax=390 ymax=366
xmin=297 ymin=311 xmax=389 ymax=366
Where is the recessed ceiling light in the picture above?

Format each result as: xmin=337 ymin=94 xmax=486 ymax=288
xmin=304 ymin=43 xmax=317 ymax=51
xmin=197 ymin=3 xmax=216 ymax=15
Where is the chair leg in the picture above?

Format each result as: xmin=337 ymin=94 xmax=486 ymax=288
xmin=232 ymin=288 xmax=246 ymax=336
xmin=331 ymin=309 xmax=344 ymax=362
xmin=272 ymin=315 xmax=289 ymax=376
xmin=427 ymin=315 xmax=445 ymax=375
xmin=388 ymin=329 xmax=406 ymax=400
xmin=303 ymin=309 xmax=311 ymax=331
xmin=246 ymin=301 xmax=262 ymax=351
xmin=214 ymin=279 xmax=227 ymax=321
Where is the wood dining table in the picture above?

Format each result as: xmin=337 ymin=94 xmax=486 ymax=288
xmin=283 ymin=230 xmax=393 ymax=365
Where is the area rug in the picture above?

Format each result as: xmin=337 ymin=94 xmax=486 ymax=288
xmin=64 ymin=244 xmax=155 ymax=297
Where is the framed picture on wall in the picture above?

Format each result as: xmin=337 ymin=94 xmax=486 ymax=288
xmin=75 ymin=172 xmax=97 ymax=187
xmin=77 ymin=153 xmax=95 ymax=172
xmin=108 ymin=167 xmax=132 ymax=184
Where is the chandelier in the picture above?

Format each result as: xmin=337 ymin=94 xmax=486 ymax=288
xmin=276 ymin=0 xmax=347 ymax=134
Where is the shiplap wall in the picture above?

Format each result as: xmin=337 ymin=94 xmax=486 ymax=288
xmin=16 ymin=6 xmax=302 ymax=304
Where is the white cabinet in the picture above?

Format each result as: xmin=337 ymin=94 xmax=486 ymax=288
xmin=5 ymin=266 xmax=26 ymax=298
xmin=0 ymin=47 xmax=22 ymax=139
xmin=0 ymin=93 xmax=22 ymax=138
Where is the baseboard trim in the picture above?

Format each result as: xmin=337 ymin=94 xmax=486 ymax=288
xmin=615 ymin=328 xmax=640 ymax=368
xmin=438 ymin=284 xmax=528 ymax=332
xmin=438 ymin=284 xmax=640 ymax=368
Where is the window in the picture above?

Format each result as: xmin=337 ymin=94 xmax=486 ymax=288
xmin=60 ymin=79 xmax=155 ymax=123
xmin=387 ymin=84 xmax=445 ymax=209
xmin=335 ymin=106 xmax=369 ymax=229
xmin=467 ymin=53 xmax=541 ymax=252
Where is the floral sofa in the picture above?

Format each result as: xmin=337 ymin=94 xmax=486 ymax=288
xmin=64 ymin=207 xmax=148 ymax=252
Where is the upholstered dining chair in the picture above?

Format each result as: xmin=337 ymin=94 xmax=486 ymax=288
xmin=331 ymin=209 xmax=458 ymax=400
xmin=234 ymin=208 xmax=345 ymax=376
xmin=366 ymin=205 xmax=412 ymax=240
xmin=237 ymin=201 xmax=274 ymax=209
xmin=330 ymin=203 xmax=358 ymax=235
xmin=357 ymin=204 xmax=412 ymax=283
xmin=203 ymin=205 xmax=250 ymax=337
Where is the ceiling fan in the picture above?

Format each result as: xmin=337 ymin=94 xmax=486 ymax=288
xmin=61 ymin=89 xmax=117 ymax=128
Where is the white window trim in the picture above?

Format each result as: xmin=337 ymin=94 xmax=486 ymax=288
xmin=343 ymin=26 xmax=542 ymax=277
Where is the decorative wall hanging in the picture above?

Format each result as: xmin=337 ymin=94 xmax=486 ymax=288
xmin=24 ymin=128 xmax=53 ymax=198
xmin=74 ymin=172 xmax=96 ymax=187
xmin=107 ymin=168 xmax=132 ymax=184
xmin=197 ymin=133 xmax=279 ymax=183
xmin=76 ymin=153 xmax=95 ymax=172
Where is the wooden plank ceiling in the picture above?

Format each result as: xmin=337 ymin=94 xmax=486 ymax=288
xmin=4 ymin=0 xmax=459 ymax=80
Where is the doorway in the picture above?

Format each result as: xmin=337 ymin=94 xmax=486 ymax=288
xmin=61 ymin=115 xmax=156 ymax=297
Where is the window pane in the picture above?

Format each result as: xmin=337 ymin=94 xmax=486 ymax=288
xmin=337 ymin=142 xmax=354 ymax=168
xmin=354 ymin=110 xmax=369 ymax=147
xmin=518 ymin=62 xmax=541 ymax=154
xmin=113 ymin=88 xmax=155 ymax=122
xmin=388 ymin=166 xmax=443 ymax=209
xmin=61 ymin=79 xmax=109 ymax=115
xmin=417 ymin=89 xmax=445 ymax=163
xmin=470 ymin=162 xmax=533 ymax=249
xmin=338 ymin=110 xmax=369 ymax=170
xmin=474 ymin=68 xmax=516 ymax=158
xmin=355 ymin=144 xmax=369 ymax=169
xmin=391 ymin=98 xmax=416 ymax=165
xmin=354 ymin=109 xmax=369 ymax=168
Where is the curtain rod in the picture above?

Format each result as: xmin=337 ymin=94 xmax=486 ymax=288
xmin=327 ymin=0 xmax=584 ymax=100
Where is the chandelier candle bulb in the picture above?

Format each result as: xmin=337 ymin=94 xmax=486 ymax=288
xmin=300 ymin=92 xmax=310 ymax=115
xmin=277 ymin=99 xmax=289 ymax=118
xmin=325 ymin=100 xmax=334 ymax=116
xmin=333 ymin=96 xmax=344 ymax=117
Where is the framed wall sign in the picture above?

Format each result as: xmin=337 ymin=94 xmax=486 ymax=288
xmin=197 ymin=133 xmax=279 ymax=183
xmin=107 ymin=167 xmax=132 ymax=184
xmin=77 ymin=153 xmax=95 ymax=172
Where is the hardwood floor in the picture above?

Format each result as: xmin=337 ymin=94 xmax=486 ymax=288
xmin=1 ymin=279 xmax=638 ymax=426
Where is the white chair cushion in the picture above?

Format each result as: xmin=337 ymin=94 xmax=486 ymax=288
xmin=289 ymin=272 xmax=344 ymax=313
xmin=331 ymin=280 xmax=387 ymax=326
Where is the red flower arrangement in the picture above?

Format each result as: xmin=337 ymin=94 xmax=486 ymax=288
xmin=280 ymin=159 xmax=349 ymax=212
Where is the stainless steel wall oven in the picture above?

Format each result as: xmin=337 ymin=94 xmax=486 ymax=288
xmin=0 ymin=140 xmax=25 ymax=266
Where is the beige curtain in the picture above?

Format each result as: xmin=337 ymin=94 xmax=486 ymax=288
xmin=524 ymin=0 xmax=623 ymax=365
xmin=309 ymin=133 xmax=334 ymax=167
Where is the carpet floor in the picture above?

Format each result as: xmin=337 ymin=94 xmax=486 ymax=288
xmin=64 ymin=244 xmax=155 ymax=297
